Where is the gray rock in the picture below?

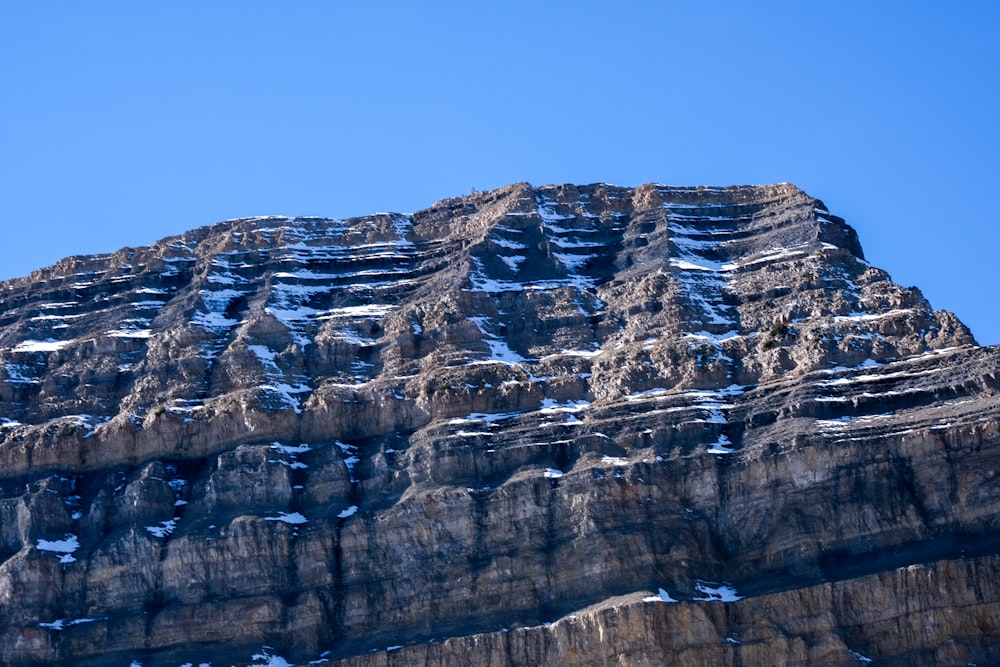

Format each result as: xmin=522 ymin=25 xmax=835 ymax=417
xmin=0 ymin=182 xmax=996 ymax=666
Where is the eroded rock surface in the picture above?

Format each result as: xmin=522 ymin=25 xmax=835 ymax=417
xmin=0 ymin=182 xmax=997 ymax=666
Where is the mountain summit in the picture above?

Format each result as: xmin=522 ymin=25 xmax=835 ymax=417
xmin=0 ymin=183 xmax=997 ymax=666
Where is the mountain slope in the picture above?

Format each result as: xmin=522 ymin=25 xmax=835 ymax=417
xmin=0 ymin=183 xmax=997 ymax=666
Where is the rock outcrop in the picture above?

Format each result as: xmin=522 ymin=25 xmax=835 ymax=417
xmin=0 ymin=182 xmax=997 ymax=666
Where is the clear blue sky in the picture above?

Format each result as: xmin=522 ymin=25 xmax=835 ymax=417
xmin=2 ymin=2 xmax=998 ymax=343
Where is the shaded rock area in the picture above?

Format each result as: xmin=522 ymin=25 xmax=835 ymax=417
xmin=0 ymin=182 xmax=997 ymax=666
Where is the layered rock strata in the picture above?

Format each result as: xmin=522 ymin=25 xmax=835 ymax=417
xmin=0 ymin=182 xmax=997 ymax=666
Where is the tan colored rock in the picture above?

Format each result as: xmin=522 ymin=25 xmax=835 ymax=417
xmin=0 ymin=183 xmax=995 ymax=665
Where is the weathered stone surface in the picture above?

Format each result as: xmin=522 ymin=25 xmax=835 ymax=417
xmin=0 ymin=182 xmax=997 ymax=665
xmin=326 ymin=555 xmax=1000 ymax=667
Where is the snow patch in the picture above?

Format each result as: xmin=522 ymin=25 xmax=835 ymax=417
xmin=145 ymin=519 xmax=178 ymax=538
xmin=320 ymin=304 xmax=396 ymax=319
xmin=670 ymin=259 xmax=722 ymax=272
xmin=730 ymin=245 xmax=810 ymax=269
xmin=265 ymin=512 xmax=308 ymax=525
xmin=693 ymin=580 xmax=743 ymax=602
xmin=4 ymin=364 xmax=38 ymax=384
xmin=834 ymin=309 xmax=913 ymax=323
xmin=500 ymin=255 xmax=526 ymax=272
xmin=271 ymin=442 xmax=312 ymax=454
xmin=449 ymin=411 xmax=523 ymax=425
xmin=249 ymin=648 xmax=294 ymax=667
xmin=470 ymin=316 xmax=528 ymax=364
xmin=707 ymin=434 xmax=734 ymax=454
xmin=683 ymin=330 xmax=740 ymax=345
xmin=643 ymin=588 xmax=678 ymax=603
xmin=540 ymin=398 xmax=590 ymax=414
xmin=12 ymin=339 xmax=71 ymax=353
xmin=625 ymin=387 xmax=669 ymax=401
xmin=106 ymin=329 xmax=153 ymax=339
xmin=193 ymin=288 xmax=246 ymax=332
xmin=36 ymin=534 xmax=80 ymax=563
xmin=38 ymin=617 xmax=102 ymax=630
xmin=249 ymin=345 xmax=311 ymax=412
xmin=553 ymin=251 xmax=594 ymax=271
xmin=491 ymin=236 xmax=528 ymax=250
xmin=335 ymin=442 xmax=360 ymax=482
xmin=601 ymin=456 xmax=629 ymax=466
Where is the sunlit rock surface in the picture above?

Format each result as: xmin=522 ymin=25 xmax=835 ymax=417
xmin=0 ymin=182 xmax=997 ymax=666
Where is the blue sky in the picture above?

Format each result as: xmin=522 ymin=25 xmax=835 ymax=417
xmin=2 ymin=2 xmax=998 ymax=343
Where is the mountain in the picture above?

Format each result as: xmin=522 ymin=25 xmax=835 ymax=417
xmin=0 ymin=182 xmax=998 ymax=666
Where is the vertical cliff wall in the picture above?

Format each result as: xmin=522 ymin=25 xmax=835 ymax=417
xmin=0 ymin=183 xmax=997 ymax=666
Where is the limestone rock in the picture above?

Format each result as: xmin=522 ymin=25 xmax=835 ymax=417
xmin=0 ymin=182 xmax=996 ymax=665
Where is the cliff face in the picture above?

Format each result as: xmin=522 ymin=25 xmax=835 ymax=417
xmin=0 ymin=182 xmax=997 ymax=666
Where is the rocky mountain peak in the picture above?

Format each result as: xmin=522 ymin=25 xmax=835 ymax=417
xmin=0 ymin=183 xmax=996 ymax=666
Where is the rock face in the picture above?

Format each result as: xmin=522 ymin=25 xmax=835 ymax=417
xmin=0 ymin=182 xmax=997 ymax=666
